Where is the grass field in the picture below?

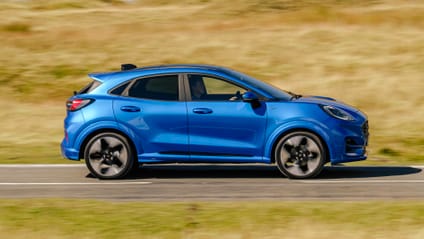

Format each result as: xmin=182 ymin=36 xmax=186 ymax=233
xmin=0 ymin=199 xmax=423 ymax=239
xmin=0 ymin=0 xmax=423 ymax=164
xmin=0 ymin=2 xmax=423 ymax=237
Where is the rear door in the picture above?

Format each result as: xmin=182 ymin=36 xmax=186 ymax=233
xmin=112 ymin=74 xmax=188 ymax=161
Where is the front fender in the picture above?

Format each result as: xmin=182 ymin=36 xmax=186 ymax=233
xmin=263 ymin=119 xmax=334 ymax=163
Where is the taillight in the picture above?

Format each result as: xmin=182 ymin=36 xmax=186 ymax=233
xmin=66 ymin=99 xmax=93 ymax=111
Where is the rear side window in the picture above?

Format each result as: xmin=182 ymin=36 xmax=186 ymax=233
xmin=78 ymin=80 xmax=101 ymax=94
xmin=128 ymin=75 xmax=179 ymax=101
xmin=110 ymin=81 xmax=130 ymax=96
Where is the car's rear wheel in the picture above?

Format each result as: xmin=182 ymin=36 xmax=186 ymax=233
xmin=84 ymin=132 xmax=136 ymax=179
xmin=275 ymin=131 xmax=326 ymax=179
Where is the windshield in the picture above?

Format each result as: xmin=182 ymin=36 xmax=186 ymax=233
xmin=225 ymin=68 xmax=292 ymax=101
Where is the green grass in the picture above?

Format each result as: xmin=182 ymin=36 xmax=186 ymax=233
xmin=0 ymin=200 xmax=423 ymax=239
xmin=0 ymin=0 xmax=423 ymax=164
xmin=2 ymin=22 xmax=31 ymax=33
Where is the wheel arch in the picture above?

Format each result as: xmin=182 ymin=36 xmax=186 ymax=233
xmin=78 ymin=128 xmax=138 ymax=161
xmin=267 ymin=126 xmax=331 ymax=164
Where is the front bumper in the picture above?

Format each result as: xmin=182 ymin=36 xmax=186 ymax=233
xmin=330 ymin=120 xmax=369 ymax=164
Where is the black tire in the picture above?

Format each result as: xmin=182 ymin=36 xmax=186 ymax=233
xmin=275 ymin=131 xmax=326 ymax=179
xmin=84 ymin=132 xmax=136 ymax=179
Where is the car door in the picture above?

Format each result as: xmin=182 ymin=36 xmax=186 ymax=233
xmin=113 ymin=74 xmax=189 ymax=161
xmin=185 ymin=74 xmax=267 ymax=162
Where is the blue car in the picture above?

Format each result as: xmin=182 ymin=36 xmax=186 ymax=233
xmin=61 ymin=64 xmax=368 ymax=179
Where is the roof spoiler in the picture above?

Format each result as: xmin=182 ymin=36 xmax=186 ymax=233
xmin=121 ymin=64 xmax=137 ymax=71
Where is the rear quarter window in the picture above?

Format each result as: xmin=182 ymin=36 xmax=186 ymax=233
xmin=78 ymin=80 xmax=101 ymax=94
xmin=109 ymin=81 xmax=131 ymax=96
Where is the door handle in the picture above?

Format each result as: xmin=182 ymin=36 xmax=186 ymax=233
xmin=193 ymin=108 xmax=213 ymax=114
xmin=120 ymin=106 xmax=141 ymax=112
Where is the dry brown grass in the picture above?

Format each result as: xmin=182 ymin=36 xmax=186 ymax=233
xmin=0 ymin=0 xmax=423 ymax=163
xmin=1 ymin=200 xmax=424 ymax=239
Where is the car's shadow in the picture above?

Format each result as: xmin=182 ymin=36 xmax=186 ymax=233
xmin=90 ymin=164 xmax=422 ymax=180
xmin=135 ymin=164 xmax=282 ymax=179
xmin=317 ymin=165 xmax=422 ymax=179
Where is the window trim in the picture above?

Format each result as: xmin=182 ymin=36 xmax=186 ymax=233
xmin=78 ymin=80 xmax=102 ymax=94
xmin=108 ymin=81 xmax=131 ymax=96
xmin=108 ymin=73 xmax=184 ymax=102
xmin=182 ymin=73 xmax=265 ymax=102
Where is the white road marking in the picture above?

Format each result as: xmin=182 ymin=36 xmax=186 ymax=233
xmin=0 ymin=164 xmax=423 ymax=168
xmin=0 ymin=164 xmax=85 ymax=168
xmin=0 ymin=165 xmax=422 ymax=186
xmin=0 ymin=182 xmax=152 ymax=186
xmin=411 ymin=165 xmax=424 ymax=169
xmin=300 ymin=180 xmax=424 ymax=184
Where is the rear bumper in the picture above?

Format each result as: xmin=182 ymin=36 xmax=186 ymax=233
xmin=61 ymin=139 xmax=80 ymax=160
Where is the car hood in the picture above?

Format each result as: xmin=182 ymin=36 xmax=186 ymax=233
xmin=293 ymin=95 xmax=363 ymax=115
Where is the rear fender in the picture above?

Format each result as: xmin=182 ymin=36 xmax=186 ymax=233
xmin=74 ymin=120 xmax=143 ymax=157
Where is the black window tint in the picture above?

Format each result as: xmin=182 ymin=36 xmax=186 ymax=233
xmin=110 ymin=82 xmax=130 ymax=96
xmin=128 ymin=75 xmax=179 ymax=101
xmin=78 ymin=80 xmax=101 ymax=94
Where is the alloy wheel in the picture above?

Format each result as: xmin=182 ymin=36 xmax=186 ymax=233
xmin=276 ymin=131 xmax=326 ymax=179
xmin=85 ymin=133 xmax=134 ymax=179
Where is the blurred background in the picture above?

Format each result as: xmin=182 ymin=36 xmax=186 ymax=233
xmin=0 ymin=0 xmax=423 ymax=164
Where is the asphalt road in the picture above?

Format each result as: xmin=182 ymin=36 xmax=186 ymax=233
xmin=0 ymin=164 xmax=423 ymax=201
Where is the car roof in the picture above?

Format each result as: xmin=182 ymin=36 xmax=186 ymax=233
xmin=84 ymin=64 xmax=293 ymax=100
xmin=88 ymin=64 xmax=232 ymax=83
xmin=134 ymin=64 xmax=226 ymax=71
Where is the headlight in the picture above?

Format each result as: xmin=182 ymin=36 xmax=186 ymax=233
xmin=321 ymin=105 xmax=354 ymax=121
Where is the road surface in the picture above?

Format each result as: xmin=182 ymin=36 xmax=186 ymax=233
xmin=0 ymin=164 xmax=423 ymax=201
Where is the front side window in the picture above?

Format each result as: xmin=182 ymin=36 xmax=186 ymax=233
xmin=128 ymin=75 xmax=179 ymax=101
xmin=188 ymin=75 xmax=246 ymax=101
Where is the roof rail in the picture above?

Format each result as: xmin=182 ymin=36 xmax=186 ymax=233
xmin=121 ymin=64 xmax=137 ymax=71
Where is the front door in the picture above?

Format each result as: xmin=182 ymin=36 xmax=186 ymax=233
xmin=186 ymin=74 xmax=267 ymax=162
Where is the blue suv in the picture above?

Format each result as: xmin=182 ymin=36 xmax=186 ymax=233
xmin=61 ymin=64 xmax=368 ymax=179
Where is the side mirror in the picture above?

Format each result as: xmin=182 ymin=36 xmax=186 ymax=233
xmin=242 ymin=92 xmax=258 ymax=102
xmin=242 ymin=92 xmax=261 ymax=108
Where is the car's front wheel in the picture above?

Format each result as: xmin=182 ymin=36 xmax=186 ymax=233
xmin=84 ymin=132 xmax=136 ymax=179
xmin=275 ymin=131 xmax=326 ymax=179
